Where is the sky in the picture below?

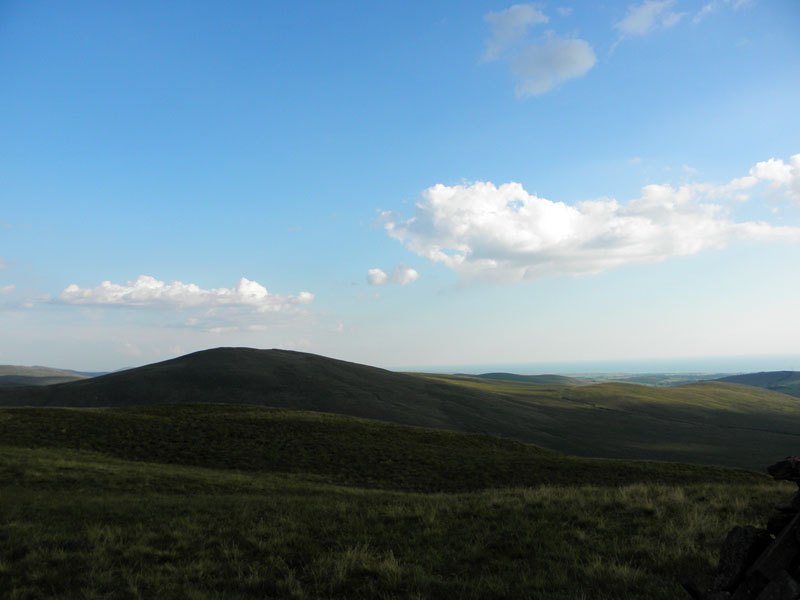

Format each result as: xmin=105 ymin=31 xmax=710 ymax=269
xmin=1 ymin=0 xmax=799 ymax=372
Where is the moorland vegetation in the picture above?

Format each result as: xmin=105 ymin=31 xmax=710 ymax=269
xmin=0 ymin=404 xmax=790 ymax=599
xmin=2 ymin=348 xmax=800 ymax=470
xmin=2 ymin=348 xmax=799 ymax=598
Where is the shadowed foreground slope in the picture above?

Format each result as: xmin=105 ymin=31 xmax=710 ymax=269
xmin=0 ymin=404 xmax=788 ymax=599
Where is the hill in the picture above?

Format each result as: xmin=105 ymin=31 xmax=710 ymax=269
xmin=714 ymin=371 xmax=800 ymax=398
xmin=0 ymin=365 xmax=89 ymax=386
xmin=0 ymin=348 xmax=555 ymax=442
xmin=3 ymin=347 xmax=800 ymax=471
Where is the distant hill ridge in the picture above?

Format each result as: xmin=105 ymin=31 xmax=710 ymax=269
xmin=714 ymin=371 xmax=800 ymax=398
xmin=0 ymin=365 xmax=90 ymax=387
xmin=455 ymin=372 xmax=583 ymax=385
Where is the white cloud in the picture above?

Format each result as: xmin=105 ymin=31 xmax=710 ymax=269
xmin=615 ymin=0 xmax=685 ymax=36
xmin=512 ymin=33 xmax=597 ymax=96
xmin=382 ymin=155 xmax=800 ymax=282
xmin=484 ymin=4 xmax=549 ymax=61
xmin=751 ymin=156 xmax=798 ymax=188
xmin=59 ymin=275 xmax=314 ymax=312
xmin=391 ymin=264 xmax=419 ymax=285
xmin=0 ymin=284 xmax=14 ymax=294
xmin=707 ymin=154 xmax=800 ymax=201
xmin=367 ymin=268 xmax=388 ymax=286
xmin=754 ymin=154 xmax=800 ymax=200
xmin=556 ymin=7 xmax=573 ymax=17
xmin=367 ymin=264 xmax=419 ymax=286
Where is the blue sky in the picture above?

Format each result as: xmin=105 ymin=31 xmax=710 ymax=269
xmin=1 ymin=0 xmax=799 ymax=371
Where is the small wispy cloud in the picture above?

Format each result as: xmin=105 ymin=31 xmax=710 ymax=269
xmin=483 ymin=4 xmax=549 ymax=61
xmin=556 ymin=7 xmax=573 ymax=17
xmin=511 ymin=32 xmax=597 ymax=97
xmin=483 ymin=4 xmax=596 ymax=96
xmin=367 ymin=268 xmax=388 ymax=286
xmin=727 ymin=0 xmax=754 ymax=9
xmin=117 ymin=342 xmax=142 ymax=358
xmin=0 ymin=284 xmax=15 ymax=294
xmin=682 ymin=165 xmax=700 ymax=176
xmin=367 ymin=264 xmax=419 ymax=286
xmin=693 ymin=3 xmax=716 ymax=24
xmin=615 ymin=0 xmax=685 ymax=36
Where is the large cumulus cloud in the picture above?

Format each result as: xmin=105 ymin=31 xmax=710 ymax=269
xmin=381 ymin=154 xmax=800 ymax=282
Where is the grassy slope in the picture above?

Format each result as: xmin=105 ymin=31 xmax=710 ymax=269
xmin=716 ymin=371 xmax=800 ymax=398
xmin=0 ymin=404 xmax=766 ymax=493
xmin=2 ymin=347 xmax=799 ymax=471
xmin=0 ymin=404 xmax=788 ymax=599
xmin=422 ymin=374 xmax=800 ymax=470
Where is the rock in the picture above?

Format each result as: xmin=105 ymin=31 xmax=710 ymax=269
xmin=746 ymin=514 xmax=800 ymax=595
xmin=768 ymin=512 xmax=795 ymax=536
xmin=714 ymin=526 xmax=773 ymax=591
xmin=680 ymin=459 xmax=800 ymax=599
xmin=681 ymin=573 xmax=715 ymax=599
xmin=731 ymin=585 xmax=756 ymax=600
xmin=768 ymin=458 xmax=800 ymax=485
xmin=774 ymin=492 xmax=800 ymax=512
xmin=754 ymin=571 xmax=800 ymax=600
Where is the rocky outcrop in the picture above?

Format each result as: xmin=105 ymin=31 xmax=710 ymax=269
xmin=682 ymin=457 xmax=800 ymax=600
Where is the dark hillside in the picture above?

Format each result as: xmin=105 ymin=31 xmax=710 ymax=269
xmin=715 ymin=371 xmax=800 ymax=398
